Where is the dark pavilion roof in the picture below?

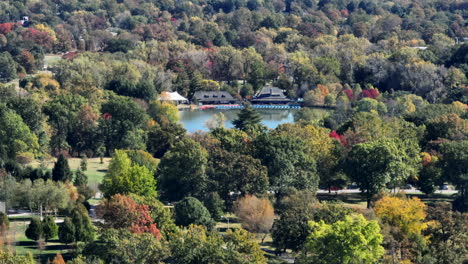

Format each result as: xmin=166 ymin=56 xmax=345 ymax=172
xmin=252 ymin=86 xmax=290 ymax=103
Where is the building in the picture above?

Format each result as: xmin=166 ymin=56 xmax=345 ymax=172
xmin=251 ymin=86 xmax=291 ymax=104
xmin=193 ymin=91 xmax=236 ymax=105
xmin=159 ymin=91 xmax=189 ymax=104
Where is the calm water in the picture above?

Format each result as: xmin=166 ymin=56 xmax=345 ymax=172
xmin=179 ymin=109 xmax=298 ymax=133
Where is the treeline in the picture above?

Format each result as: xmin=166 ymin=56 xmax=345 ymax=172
xmin=0 ymin=0 xmax=466 ymax=104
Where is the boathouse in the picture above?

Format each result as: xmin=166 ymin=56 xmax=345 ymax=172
xmin=251 ymin=86 xmax=291 ymax=104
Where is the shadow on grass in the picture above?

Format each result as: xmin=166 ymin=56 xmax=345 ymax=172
xmin=8 ymin=217 xmax=32 ymax=222
xmin=16 ymin=241 xmax=36 ymax=247
xmin=97 ymin=169 xmax=108 ymax=173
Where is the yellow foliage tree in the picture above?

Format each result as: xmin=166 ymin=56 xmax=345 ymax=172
xmin=374 ymin=196 xmax=427 ymax=235
xmin=34 ymin=24 xmax=57 ymax=42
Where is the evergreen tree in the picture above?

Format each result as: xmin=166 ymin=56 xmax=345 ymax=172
xmin=25 ymin=217 xmax=43 ymax=241
xmin=58 ymin=217 xmax=75 ymax=245
xmin=42 ymin=216 xmax=58 ymax=242
xmin=52 ymin=154 xmax=72 ymax=182
xmin=74 ymin=168 xmax=88 ymax=186
xmin=71 ymin=205 xmax=95 ymax=242
xmin=174 ymin=197 xmax=215 ymax=230
xmin=232 ymin=104 xmax=263 ymax=131
xmin=204 ymin=192 xmax=225 ymax=221
xmin=80 ymin=155 xmax=88 ymax=171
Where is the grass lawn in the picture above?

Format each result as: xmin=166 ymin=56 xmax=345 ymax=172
xmin=7 ymin=216 xmax=73 ymax=263
xmin=44 ymin=54 xmax=62 ymax=67
xmin=30 ymin=157 xmax=111 ymax=190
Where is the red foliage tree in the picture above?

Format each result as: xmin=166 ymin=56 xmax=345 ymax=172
xmin=98 ymin=194 xmax=162 ymax=239
xmin=329 ymin=131 xmax=346 ymax=145
xmin=21 ymin=28 xmax=54 ymax=51
xmin=360 ymin=88 xmax=380 ymax=99
xmin=129 ymin=204 xmax=162 ymax=239
xmin=0 ymin=23 xmax=15 ymax=35
xmin=342 ymin=89 xmax=354 ymax=101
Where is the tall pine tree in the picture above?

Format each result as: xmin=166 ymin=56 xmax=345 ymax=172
xmin=52 ymin=154 xmax=72 ymax=182
xmin=232 ymin=104 xmax=263 ymax=131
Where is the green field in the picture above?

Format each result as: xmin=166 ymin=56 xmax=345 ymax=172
xmin=6 ymin=217 xmax=72 ymax=263
xmin=30 ymin=157 xmax=111 ymax=191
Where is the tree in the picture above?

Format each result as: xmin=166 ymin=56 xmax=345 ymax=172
xmin=0 ymin=52 xmax=17 ymax=82
xmin=232 ymin=104 xmax=263 ymax=131
xmin=234 ymin=195 xmax=274 ymax=242
xmin=42 ymin=216 xmax=58 ymax=242
xmin=439 ymin=140 xmax=468 ymax=211
xmin=25 ymin=217 xmax=43 ymax=241
xmin=375 ymin=196 xmax=427 ymax=236
xmin=58 ymin=217 xmax=75 ymax=245
xmin=424 ymin=203 xmax=468 ymax=264
xmin=82 ymin=229 xmax=169 ymax=264
xmin=207 ymin=148 xmax=269 ymax=207
xmin=272 ymin=190 xmax=353 ymax=253
xmin=374 ymin=195 xmax=429 ymax=263
xmin=101 ymin=150 xmax=157 ymax=197
xmin=203 ymin=192 xmax=224 ymax=221
xmin=74 ymin=169 xmax=88 ymax=186
xmin=0 ymin=104 xmax=40 ymax=159
xmin=98 ymin=96 xmax=149 ymax=152
xmin=52 ymin=154 xmax=72 ymax=182
xmin=298 ymin=214 xmax=384 ymax=264
xmin=158 ymin=138 xmax=208 ymax=201
xmin=148 ymin=100 xmax=179 ymax=124
xmin=174 ymin=197 xmax=215 ymax=230
xmin=80 ymin=156 xmax=88 ymax=171
xmin=0 ymin=250 xmax=35 ymax=264
xmin=170 ymin=225 xmax=267 ymax=264
xmin=51 ymin=253 xmax=66 ymax=264
xmin=255 ymin=133 xmax=318 ymax=194
xmin=344 ymin=139 xmax=414 ymax=208
xmin=71 ymin=205 xmax=95 ymax=242
xmin=147 ymin=122 xmax=186 ymax=158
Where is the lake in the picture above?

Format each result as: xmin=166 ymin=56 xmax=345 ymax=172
xmin=179 ymin=108 xmax=299 ymax=133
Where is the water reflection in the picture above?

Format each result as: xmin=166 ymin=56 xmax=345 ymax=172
xmin=178 ymin=109 xmax=298 ymax=133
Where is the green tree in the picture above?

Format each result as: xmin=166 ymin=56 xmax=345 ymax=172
xmin=101 ymin=150 xmax=157 ymax=197
xmin=148 ymin=100 xmax=179 ymax=124
xmin=170 ymin=225 xmax=267 ymax=264
xmin=58 ymin=217 xmax=75 ymax=245
xmin=158 ymin=138 xmax=208 ymax=201
xmin=174 ymin=197 xmax=215 ymax=230
xmin=424 ymin=203 xmax=468 ymax=264
xmin=207 ymin=148 xmax=268 ymax=207
xmin=74 ymin=169 xmax=88 ymax=186
xmin=232 ymin=104 xmax=264 ymax=131
xmin=0 ymin=104 xmax=40 ymax=159
xmin=42 ymin=215 xmax=58 ymax=242
xmin=255 ymin=133 xmax=318 ymax=194
xmin=80 ymin=156 xmax=88 ymax=171
xmin=0 ymin=52 xmax=17 ymax=82
xmin=439 ymin=140 xmax=468 ymax=211
xmin=298 ymin=214 xmax=384 ymax=264
xmin=52 ymin=154 xmax=72 ymax=182
xmin=203 ymin=192 xmax=224 ymax=221
xmin=82 ymin=229 xmax=170 ymax=264
xmin=344 ymin=139 xmax=415 ymax=208
xmin=71 ymin=205 xmax=95 ymax=242
xmin=25 ymin=217 xmax=43 ymax=241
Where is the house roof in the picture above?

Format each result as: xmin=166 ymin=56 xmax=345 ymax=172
xmin=159 ymin=91 xmax=188 ymax=101
xmin=254 ymin=86 xmax=288 ymax=99
xmin=193 ymin=91 xmax=235 ymax=102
